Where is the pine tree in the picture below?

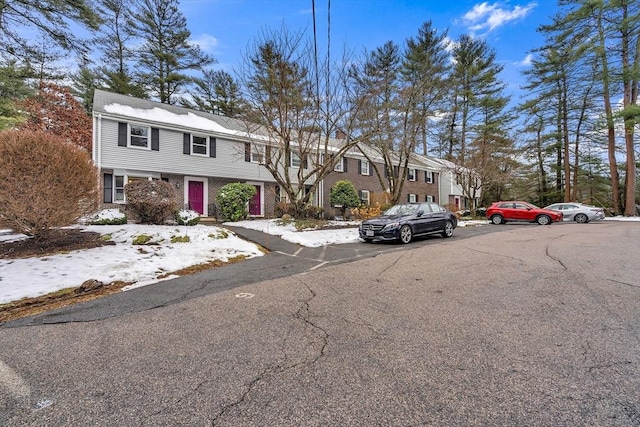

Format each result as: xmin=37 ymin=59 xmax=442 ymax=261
xmin=183 ymin=69 xmax=244 ymax=117
xmin=0 ymin=0 xmax=99 ymax=59
xmin=0 ymin=59 xmax=35 ymax=129
xmin=131 ymin=0 xmax=213 ymax=104
xmin=94 ymin=0 xmax=147 ymax=98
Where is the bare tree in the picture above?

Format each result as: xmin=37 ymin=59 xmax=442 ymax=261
xmin=236 ymin=26 xmax=365 ymax=217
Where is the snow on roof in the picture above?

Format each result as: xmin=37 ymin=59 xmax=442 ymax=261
xmin=104 ymin=103 xmax=236 ymax=135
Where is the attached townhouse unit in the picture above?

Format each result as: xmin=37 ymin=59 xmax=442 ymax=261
xmin=92 ymin=90 xmax=460 ymax=219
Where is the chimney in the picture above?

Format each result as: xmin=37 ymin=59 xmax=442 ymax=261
xmin=335 ymin=129 xmax=346 ymax=139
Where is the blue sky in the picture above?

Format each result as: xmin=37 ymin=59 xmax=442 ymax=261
xmin=181 ymin=0 xmax=559 ymax=101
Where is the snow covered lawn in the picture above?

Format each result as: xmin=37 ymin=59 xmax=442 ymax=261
xmin=0 ymin=224 xmax=263 ymax=305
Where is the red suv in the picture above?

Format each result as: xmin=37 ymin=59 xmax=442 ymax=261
xmin=486 ymin=201 xmax=563 ymax=225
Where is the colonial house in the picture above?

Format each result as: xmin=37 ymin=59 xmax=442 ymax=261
xmin=413 ymin=154 xmax=481 ymax=211
xmin=92 ymin=90 xmax=462 ymax=219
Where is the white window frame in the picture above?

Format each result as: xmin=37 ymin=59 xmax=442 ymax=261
xmin=425 ymin=171 xmax=433 ymax=184
xmin=426 ymin=195 xmax=433 ymax=202
xmin=251 ymin=144 xmax=265 ymax=163
xmin=112 ymin=172 xmax=161 ymax=204
xmin=128 ymin=124 xmax=151 ymax=150
xmin=334 ymin=157 xmax=344 ymax=172
xmin=114 ymin=175 xmax=125 ymax=202
xmin=408 ymin=168 xmax=417 ymax=181
xmin=191 ymin=134 xmax=208 ymax=156
xmin=290 ymin=151 xmax=301 ymax=168
xmin=360 ymin=159 xmax=369 ymax=175
xmin=360 ymin=190 xmax=370 ymax=205
xmin=408 ymin=193 xmax=417 ymax=203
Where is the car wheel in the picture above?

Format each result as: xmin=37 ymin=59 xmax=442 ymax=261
xmin=537 ymin=215 xmax=551 ymax=225
xmin=574 ymin=213 xmax=588 ymax=223
xmin=399 ymin=225 xmax=413 ymax=244
xmin=491 ymin=215 xmax=503 ymax=225
xmin=441 ymin=221 xmax=454 ymax=238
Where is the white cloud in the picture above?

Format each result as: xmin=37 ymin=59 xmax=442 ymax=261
xmin=462 ymin=2 xmax=537 ymax=33
xmin=516 ymin=53 xmax=534 ymax=66
xmin=190 ymin=33 xmax=219 ymax=53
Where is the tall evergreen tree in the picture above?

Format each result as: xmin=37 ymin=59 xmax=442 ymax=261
xmin=131 ymin=0 xmax=213 ymax=104
xmin=401 ymin=21 xmax=451 ymax=156
xmin=443 ymin=34 xmax=513 ymax=211
xmin=0 ymin=59 xmax=35 ymax=129
xmin=94 ymin=0 xmax=146 ymax=98
xmin=0 ymin=0 xmax=100 ymax=59
xmin=183 ymin=69 xmax=243 ymax=117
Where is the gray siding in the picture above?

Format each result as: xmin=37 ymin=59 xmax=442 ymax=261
xmin=98 ymin=118 xmax=281 ymax=182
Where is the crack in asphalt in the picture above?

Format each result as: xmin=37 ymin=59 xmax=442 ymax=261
xmin=462 ymin=245 xmax=526 ymax=263
xmin=209 ymin=280 xmax=328 ymax=426
xmin=607 ymin=278 xmax=640 ymax=289
xmin=586 ymin=360 xmax=632 ymax=373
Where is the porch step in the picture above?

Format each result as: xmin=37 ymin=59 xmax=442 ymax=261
xmin=199 ymin=217 xmax=218 ymax=225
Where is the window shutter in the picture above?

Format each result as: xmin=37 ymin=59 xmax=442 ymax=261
xmin=265 ymin=145 xmax=271 ymax=165
xmin=118 ymin=123 xmax=127 ymax=147
xmin=302 ymin=153 xmax=308 ymax=169
xmin=343 ymin=157 xmax=348 ymax=172
xmin=394 ymin=166 xmax=399 ymax=177
xmin=209 ymin=137 xmax=216 ymax=158
xmin=104 ymin=173 xmax=113 ymax=203
xmin=424 ymin=171 xmax=428 ymax=182
xmin=369 ymin=164 xmax=373 ymax=176
xmin=151 ymin=128 xmax=159 ymax=151
xmin=244 ymin=142 xmax=251 ymax=162
xmin=183 ymin=133 xmax=191 ymax=154
xmin=358 ymin=159 xmax=362 ymax=174
xmin=407 ymin=194 xmax=411 ymax=202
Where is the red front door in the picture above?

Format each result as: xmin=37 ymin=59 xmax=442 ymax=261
xmin=249 ymin=185 xmax=261 ymax=216
xmin=188 ymin=181 xmax=204 ymax=214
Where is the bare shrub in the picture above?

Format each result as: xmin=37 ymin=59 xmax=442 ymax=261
xmin=125 ymin=180 xmax=178 ymax=224
xmin=0 ymin=130 xmax=99 ymax=238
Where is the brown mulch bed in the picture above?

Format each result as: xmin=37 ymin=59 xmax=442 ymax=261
xmin=0 ymin=228 xmax=115 ymax=260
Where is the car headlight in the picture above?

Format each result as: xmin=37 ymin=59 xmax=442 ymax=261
xmin=382 ymin=222 xmax=400 ymax=232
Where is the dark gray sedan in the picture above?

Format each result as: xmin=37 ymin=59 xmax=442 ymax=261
xmin=359 ymin=202 xmax=457 ymax=244
xmin=544 ymin=202 xmax=605 ymax=223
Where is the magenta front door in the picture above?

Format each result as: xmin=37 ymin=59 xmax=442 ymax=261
xmin=249 ymin=185 xmax=261 ymax=216
xmin=188 ymin=181 xmax=204 ymax=214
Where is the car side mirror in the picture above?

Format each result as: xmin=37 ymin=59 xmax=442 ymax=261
xmin=416 ymin=210 xmax=424 ymax=217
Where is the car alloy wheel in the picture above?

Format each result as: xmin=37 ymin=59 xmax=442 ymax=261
xmin=537 ymin=215 xmax=551 ymax=225
xmin=574 ymin=213 xmax=588 ymax=223
xmin=399 ymin=225 xmax=413 ymax=244
xmin=441 ymin=221 xmax=454 ymax=238
xmin=491 ymin=215 xmax=503 ymax=225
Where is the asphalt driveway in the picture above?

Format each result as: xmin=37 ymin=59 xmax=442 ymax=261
xmin=1 ymin=221 xmax=639 ymax=426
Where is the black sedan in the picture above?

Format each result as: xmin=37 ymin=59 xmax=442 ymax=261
xmin=359 ymin=202 xmax=457 ymax=244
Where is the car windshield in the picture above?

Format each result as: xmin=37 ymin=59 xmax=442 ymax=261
xmin=384 ymin=204 xmax=418 ymax=216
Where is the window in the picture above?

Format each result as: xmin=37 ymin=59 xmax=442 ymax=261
xmin=334 ymin=157 xmax=344 ymax=172
xmin=290 ymin=151 xmax=301 ymax=167
xmin=425 ymin=195 xmax=433 ymax=202
xmin=192 ymin=135 xmax=208 ymax=156
xmin=425 ymin=171 xmax=433 ymax=183
xmin=408 ymin=193 xmax=417 ymax=203
xmin=408 ymin=168 xmax=417 ymax=181
xmin=360 ymin=190 xmax=370 ymax=205
xmin=251 ymin=145 xmax=265 ymax=163
xmin=360 ymin=159 xmax=369 ymax=175
xmin=114 ymin=175 xmax=125 ymax=202
xmin=129 ymin=125 xmax=150 ymax=148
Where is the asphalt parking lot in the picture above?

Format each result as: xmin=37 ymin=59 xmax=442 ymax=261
xmin=1 ymin=221 xmax=639 ymax=426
